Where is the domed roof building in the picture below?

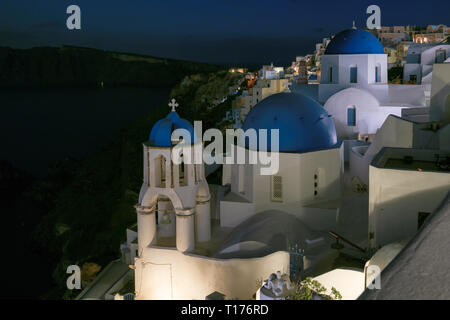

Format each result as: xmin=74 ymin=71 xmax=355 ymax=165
xmin=242 ymin=93 xmax=337 ymax=153
xmin=290 ymin=25 xmax=429 ymax=189
xmin=325 ymin=28 xmax=384 ymax=55
xmin=297 ymin=26 xmax=409 ymax=144
xmin=221 ymin=92 xmax=343 ymax=232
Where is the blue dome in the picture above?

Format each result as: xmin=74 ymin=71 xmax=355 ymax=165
xmin=242 ymin=93 xmax=337 ymax=153
xmin=149 ymin=111 xmax=194 ymax=147
xmin=325 ymin=29 xmax=384 ymax=55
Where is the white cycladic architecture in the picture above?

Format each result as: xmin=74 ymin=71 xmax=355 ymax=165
xmin=348 ymin=114 xmax=447 ymax=185
xmin=134 ymin=109 xmax=218 ymax=299
xmin=137 ymin=140 xmax=211 ymax=253
xmin=129 ymin=30 xmax=450 ymax=301
xmin=364 ymin=238 xmax=410 ymax=289
xmin=312 ymin=268 xmax=365 ymax=300
xmin=195 ymin=185 xmax=211 ymax=242
xmin=403 ymin=44 xmax=450 ymax=85
xmin=175 ymin=208 xmax=195 ymax=253
xmin=293 ymin=27 xmax=428 ymax=141
xmin=430 ymin=62 xmax=450 ymax=123
xmin=136 ymin=204 xmax=157 ymax=254
xmin=323 ymin=88 xmax=401 ymax=140
xmin=221 ymin=92 xmax=343 ymax=230
xmin=320 ymin=53 xmax=387 ymax=88
xmin=368 ymin=148 xmax=450 ymax=250
xmin=220 ymin=144 xmax=343 ymax=229
xmin=348 ymin=58 xmax=450 ymax=186
xmin=89 ymin=27 xmax=450 ymax=302
xmin=133 ymin=94 xmax=344 ymax=300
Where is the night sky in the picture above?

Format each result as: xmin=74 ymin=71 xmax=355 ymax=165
xmin=1 ymin=0 xmax=449 ymax=65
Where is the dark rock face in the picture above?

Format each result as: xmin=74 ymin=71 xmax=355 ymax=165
xmin=0 ymin=46 xmax=222 ymax=88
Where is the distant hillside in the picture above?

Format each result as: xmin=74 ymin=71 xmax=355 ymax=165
xmin=0 ymin=46 xmax=224 ymax=88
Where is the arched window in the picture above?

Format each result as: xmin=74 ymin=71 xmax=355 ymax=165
xmin=154 ymin=155 xmax=167 ymax=188
xmin=178 ymin=152 xmax=188 ymax=187
xmin=350 ymin=65 xmax=358 ymax=83
xmin=347 ymin=106 xmax=356 ymax=126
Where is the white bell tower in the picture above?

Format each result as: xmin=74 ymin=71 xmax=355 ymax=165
xmin=135 ymin=100 xmax=211 ymax=257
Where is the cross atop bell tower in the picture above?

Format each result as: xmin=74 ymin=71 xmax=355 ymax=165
xmin=169 ymin=98 xmax=179 ymax=112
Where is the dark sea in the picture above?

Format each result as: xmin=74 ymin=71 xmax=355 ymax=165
xmin=0 ymin=87 xmax=170 ymax=299
xmin=0 ymin=87 xmax=171 ymax=176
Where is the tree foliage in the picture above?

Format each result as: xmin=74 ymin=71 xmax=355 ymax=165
xmin=287 ymin=278 xmax=342 ymax=300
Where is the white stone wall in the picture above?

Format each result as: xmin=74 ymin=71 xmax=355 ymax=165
xmin=430 ymin=63 xmax=450 ymax=122
xmin=135 ymin=247 xmax=289 ymax=300
xmin=323 ymin=87 xmax=403 ymax=139
xmin=219 ymin=145 xmax=342 ymax=229
xmin=421 ymin=45 xmax=450 ymax=66
xmin=369 ymin=151 xmax=450 ymax=249
xmin=349 ymin=115 xmax=414 ymax=185
xmin=321 ymin=54 xmax=387 ymax=87
xmin=403 ymin=63 xmax=421 ymax=82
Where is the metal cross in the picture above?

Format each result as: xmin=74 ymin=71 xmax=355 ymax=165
xmin=169 ymin=99 xmax=179 ymax=112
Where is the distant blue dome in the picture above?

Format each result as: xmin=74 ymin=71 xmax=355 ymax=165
xmin=242 ymin=93 xmax=337 ymax=153
xmin=149 ymin=111 xmax=194 ymax=147
xmin=325 ymin=29 xmax=384 ymax=55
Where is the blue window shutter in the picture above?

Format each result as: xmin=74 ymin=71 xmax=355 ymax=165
xmin=350 ymin=67 xmax=357 ymax=83
xmin=347 ymin=108 xmax=356 ymax=126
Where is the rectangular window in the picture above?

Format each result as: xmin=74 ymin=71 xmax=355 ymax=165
xmin=271 ymin=176 xmax=283 ymax=202
xmin=435 ymin=50 xmax=446 ymax=63
xmin=418 ymin=212 xmax=431 ymax=230
xmin=238 ymin=165 xmax=245 ymax=194
xmin=375 ymin=66 xmax=381 ymax=83
xmin=347 ymin=107 xmax=356 ymax=126
xmin=350 ymin=67 xmax=358 ymax=83
xmin=329 ymin=67 xmax=333 ymax=83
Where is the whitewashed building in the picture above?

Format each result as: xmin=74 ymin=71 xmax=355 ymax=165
xmin=293 ymin=26 xmax=428 ymax=141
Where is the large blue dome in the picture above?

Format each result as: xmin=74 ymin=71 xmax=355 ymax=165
xmin=149 ymin=111 xmax=194 ymax=147
xmin=325 ymin=29 xmax=384 ymax=55
xmin=242 ymin=93 xmax=337 ymax=153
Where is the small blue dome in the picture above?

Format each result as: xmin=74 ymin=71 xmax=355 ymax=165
xmin=149 ymin=111 xmax=194 ymax=147
xmin=242 ymin=93 xmax=337 ymax=153
xmin=325 ymin=29 xmax=384 ymax=55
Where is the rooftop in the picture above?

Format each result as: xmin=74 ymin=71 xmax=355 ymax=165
xmin=371 ymin=148 xmax=450 ymax=173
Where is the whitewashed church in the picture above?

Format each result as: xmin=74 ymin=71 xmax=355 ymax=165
xmin=130 ymin=91 xmax=344 ymax=300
